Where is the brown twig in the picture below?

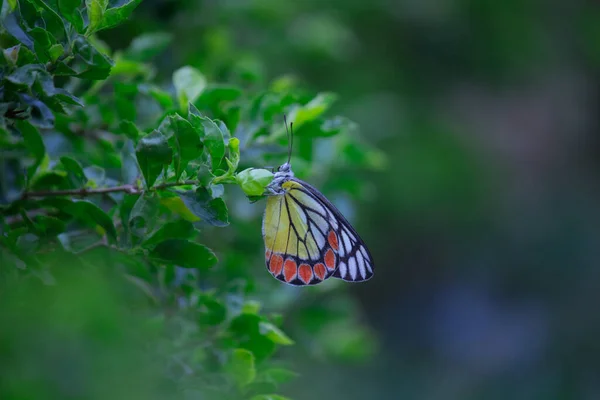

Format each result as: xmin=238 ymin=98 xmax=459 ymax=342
xmin=21 ymin=180 xmax=198 ymax=199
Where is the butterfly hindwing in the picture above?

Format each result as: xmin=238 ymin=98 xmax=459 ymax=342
xmin=262 ymin=178 xmax=373 ymax=286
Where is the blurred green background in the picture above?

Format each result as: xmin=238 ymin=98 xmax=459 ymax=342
xmin=3 ymin=0 xmax=600 ymax=399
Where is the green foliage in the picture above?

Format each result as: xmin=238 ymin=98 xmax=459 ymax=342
xmin=0 ymin=1 xmax=381 ymax=399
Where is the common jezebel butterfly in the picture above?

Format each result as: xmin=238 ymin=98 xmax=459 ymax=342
xmin=262 ymin=118 xmax=374 ymax=286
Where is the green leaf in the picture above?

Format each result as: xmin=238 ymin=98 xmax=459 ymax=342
xmin=46 ymin=199 xmax=117 ymax=242
xmin=119 ymin=120 xmax=141 ymax=141
xmin=149 ymin=239 xmax=217 ymax=269
xmin=15 ymin=120 xmax=45 ymax=178
xmin=136 ymin=130 xmax=172 ymax=187
xmin=236 ymin=168 xmax=273 ymax=197
xmin=60 ymin=156 xmax=87 ymax=187
xmin=177 ymin=188 xmax=229 ymax=227
xmin=173 ymin=66 xmax=206 ymax=110
xmin=6 ymin=64 xmax=46 ymax=88
xmin=72 ymin=200 xmax=117 ymax=241
xmin=226 ymin=349 xmax=256 ymax=388
xmin=126 ymin=32 xmax=172 ymax=61
xmin=202 ymin=118 xmax=226 ymax=171
xmin=96 ymin=0 xmax=142 ymax=31
xmin=128 ymin=194 xmax=160 ymax=239
xmin=259 ymin=322 xmax=295 ymax=345
xmin=58 ymin=0 xmax=85 ymax=32
xmin=48 ymin=43 xmax=64 ymax=62
xmin=71 ymin=35 xmax=113 ymax=80
xmin=143 ymin=220 xmax=196 ymax=247
xmin=250 ymin=395 xmax=292 ymax=400
xmin=29 ymin=27 xmax=56 ymax=63
xmin=86 ymin=0 xmax=109 ymax=35
xmin=31 ymin=215 xmax=67 ymax=236
xmin=198 ymin=294 xmax=227 ymax=326
xmin=165 ymin=114 xmax=202 ymax=180
xmin=261 ymin=368 xmax=299 ymax=385
xmin=212 ymin=137 xmax=240 ymax=184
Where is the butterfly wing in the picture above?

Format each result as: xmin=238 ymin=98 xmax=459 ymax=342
xmin=262 ymin=178 xmax=374 ymax=286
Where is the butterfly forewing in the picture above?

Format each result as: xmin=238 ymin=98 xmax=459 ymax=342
xmin=262 ymin=178 xmax=374 ymax=286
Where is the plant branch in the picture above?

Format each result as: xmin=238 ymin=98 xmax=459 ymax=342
xmin=22 ymin=181 xmax=198 ymax=199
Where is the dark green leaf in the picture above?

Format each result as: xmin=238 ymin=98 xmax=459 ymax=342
xmin=58 ymin=0 xmax=85 ymax=32
xmin=198 ymin=294 xmax=227 ymax=326
xmin=149 ymin=239 xmax=217 ymax=269
xmin=15 ymin=120 xmax=45 ymax=178
xmin=96 ymin=0 xmax=143 ymax=32
xmin=31 ymin=215 xmax=67 ymax=236
xmin=71 ymin=35 xmax=113 ymax=80
xmin=60 ymin=156 xmax=87 ymax=187
xmin=119 ymin=120 xmax=141 ymax=141
xmin=226 ymin=349 xmax=256 ymax=388
xmin=20 ymin=94 xmax=55 ymax=129
xmin=177 ymin=188 xmax=229 ymax=227
xmin=135 ymin=130 xmax=172 ymax=187
xmin=143 ymin=220 xmax=196 ymax=247
xmin=48 ymin=199 xmax=117 ymax=242
xmin=29 ymin=27 xmax=56 ymax=63
xmin=164 ymin=114 xmax=202 ymax=179
xmin=72 ymin=200 xmax=117 ymax=242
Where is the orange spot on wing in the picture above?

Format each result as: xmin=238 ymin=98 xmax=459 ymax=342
xmin=269 ymin=254 xmax=283 ymax=276
xmin=328 ymin=231 xmax=339 ymax=251
xmin=283 ymin=259 xmax=298 ymax=282
xmin=298 ymin=264 xmax=313 ymax=284
xmin=265 ymin=250 xmax=272 ymax=259
xmin=314 ymin=263 xmax=326 ymax=280
xmin=325 ymin=249 xmax=336 ymax=270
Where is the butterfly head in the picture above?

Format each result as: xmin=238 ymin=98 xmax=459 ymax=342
xmin=266 ymin=162 xmax=294 ymax=195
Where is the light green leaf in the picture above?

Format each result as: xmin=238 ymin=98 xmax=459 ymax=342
xmin=226 ymin=349 xmax=256 ymax=388
xmin=48 ymin=43 xmax=64 ymax=62
xmin=236 ymin=168 xmax=273 ymax=196
xmin=149 ymin=239 xmax=217 ymax=269
xmin=126 ymin=32 xmax=172 ymax=61
xmin=259 ymin=322 xmax=295 ymax=345
xmin=96 ymin=0 xmax=142 ymax=31
xmin=85 ymin=0 xmax=109 ymax=35
xmin=173 ymin=66 xmax=206 ymax=110
xmin=250 ymin=395 xmax=292 ymax=400
xmin=262 ymin=368 xmax=299 ymax=385
xmin=202 ymin=118 xmax=225 ymax=171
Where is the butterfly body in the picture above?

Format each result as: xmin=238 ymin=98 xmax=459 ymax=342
xmin=262 ymin=163 xmax=374 ymax=286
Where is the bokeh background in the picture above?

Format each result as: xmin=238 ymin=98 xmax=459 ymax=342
xmin=4 ymin=0 xmax=600 ymax=399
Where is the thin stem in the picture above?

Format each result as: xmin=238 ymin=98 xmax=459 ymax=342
xmin=22 ymin=180 xmax=198 ymax=199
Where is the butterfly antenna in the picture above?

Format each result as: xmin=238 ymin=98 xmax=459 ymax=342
xmin=284 ymin=114 xmax=293 ymax=165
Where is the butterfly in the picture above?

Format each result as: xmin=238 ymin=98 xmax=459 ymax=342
xmin=261 ymin=118 xmax=374 ymax=286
